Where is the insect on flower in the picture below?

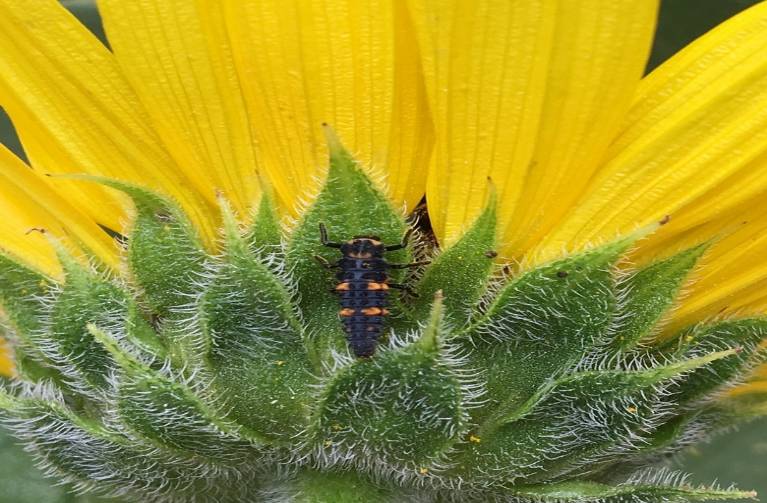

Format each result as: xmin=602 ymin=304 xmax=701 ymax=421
xmin=315 ymin=223 xmax=427 ymax=358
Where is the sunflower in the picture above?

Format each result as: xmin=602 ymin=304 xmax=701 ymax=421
xmin=1 ymin=0 xmax=766 ymax=502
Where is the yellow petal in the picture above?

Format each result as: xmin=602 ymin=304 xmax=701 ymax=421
xmin=408 ymin=0 xmax=658 ymax=250
xmin=534 ymin=1 xmax=767 ymax=265
xmin=0 ymin=0 xmax=217 ymax=242
xmin=0 ymin=145 xmax=118 ymax=275
xmin=224 ymin=0 xmax=432 ymax=214
xmin=663 ymin=209 xmax=767 ymax=333
xmin=0 ymin=339 xmax=13 ymax=377
xmin=98 ymin=0 xmax=260 ymax=218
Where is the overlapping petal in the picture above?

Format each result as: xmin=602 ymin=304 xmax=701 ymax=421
xmin=223 ymin=0 xmax=433 ymax=214
xmin=0 ymin=145 xmax=117 ymax=277
xmin=0 ymin=0 xmax=217 ymax=244
xmin=98 ymin=0 xmax=261 ymax=218
xmin=534 ymin=2 xmax=767 ymax=267
xmin=408 ymin=0 xmax=658 ymax=249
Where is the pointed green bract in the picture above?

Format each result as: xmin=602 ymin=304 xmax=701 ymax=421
xmin=286 ymin=127 xmax=410 ymax=364
xmin=313 ymin=295 xmax=465 ymax=470
xmin=457 ymin=351 xmax=733 ymax=482
xmin=0 ymin=389 xmax=261 ymax=502
xmin=613 ymin=244 xmax=708 ymax=351
xmin=0 ymin=253 xmax=59 ymax=381
xmin=663 ymin=319 xmax=767 ymax=405
xmin=246 ymin=188 xmax=283 ymax=253
xmin=201 ymin=203 xmax=313 ymax=441
xmin=89 ymin=324 xmax=261 ymax=459
xmin=0 ymin=253 xmax=52 ymax=336
xmin=412 ymin=190 xmax=496 ymax=325
xmin=506 ymin=477 xmax=756 ymax=502
xmin=0 ymin=148 xmax=762 ymax=502
xmin=93 ymin=178 xmax=207 ymax=322
xmin=461 ymin=237 xmax=633 ymax=423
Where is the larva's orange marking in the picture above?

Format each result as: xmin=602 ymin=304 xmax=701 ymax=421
xmin=339 ymin=308 xmax=355 ymax=317
xmin=361 ymin=307 xmax=389 ymax=316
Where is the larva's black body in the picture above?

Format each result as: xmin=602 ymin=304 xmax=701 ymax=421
xmin=318 ymin=224 xmax=424 ymax=358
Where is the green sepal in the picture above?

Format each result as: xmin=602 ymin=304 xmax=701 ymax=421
xmin=663 ymin=319 xmax=767 ymax=405
xmin=201 ymin=201 xmax=312 ymax=441
xmin=461 ymin=235 xmax=635 ymax=422
xmin=504 ymin=476 xmax=756 ymax=502
xmin=246 ymin=186 xmax=283 ymax=253
xmin=457 ymin=350 xmax=735 ymax=482
xmin=0 ymin=388 xmax=260 ymax=502
xmin=89 ymin=324 xmax=263 ymax=459
xmin=412 ymin=189 xmax=496 ymax=325
xmin=612 ymin=244 xmax=708 ymax=351
xmin=312 ymin=294 xmax=466 ymax=469
xmin=0 ymin=253 xmax=58 ymax=381
xmin=286 ymin=126 xmax=410 ymax=363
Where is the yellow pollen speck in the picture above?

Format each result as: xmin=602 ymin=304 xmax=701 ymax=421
xmin=39 ymin=280 xmax=47 ymax=289
xmin=469 ymin=434 xmax=481 ymax=444
xmin=163 ymin=224 xmax=171 ymax=232
xmin=21 ymin=288 xmax=28 ymax=295
xmin=323 ymin=440 xmax=332 ymax=447
xmin=626 ymin=406 xmax=638 ymax=414
xmin=418 ymin=467 xmax=429 ymax=475
xmin=274 ymin=360 xmax=286 ymax=366
xmin=331 ymin=423 xmax=343 ymax=431
xmin=685 ymin=335 xmax=694 ymax=342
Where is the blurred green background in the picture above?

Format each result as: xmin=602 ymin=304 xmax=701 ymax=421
xmin=0 ymin=0 xmax=764 ymax=501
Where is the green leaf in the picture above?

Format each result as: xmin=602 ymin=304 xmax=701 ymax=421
xmin=312 ymin=294 xmax=466 ymax=469
xmin=456 ymin=350 xmax=735 ymax=482
xmin=462 ymin=235 xmax=636 ymax=423
xmin=201 ymin=202 xmax=313 ymax=442
xmin=411 ymin=189 xmax=496 ymax=325
xmin=286 ymin=126 xmax=410 ymax=364
xmin=612 ymin=244 xmax=708 ymax=351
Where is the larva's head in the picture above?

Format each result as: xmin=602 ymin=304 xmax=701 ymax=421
xmin=342 ymin=237 xmax=385 ymax=259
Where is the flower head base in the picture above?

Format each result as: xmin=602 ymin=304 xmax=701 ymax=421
xmin=0 ymin=137 xmax=763 ymax=502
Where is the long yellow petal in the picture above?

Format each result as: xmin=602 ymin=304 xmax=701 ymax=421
xmin=534 ymin=2 xmax=767 ymax=266
xmin=408 ymin=0 xmax=658 ymax=250
xmin=98 ymin=0 xmax=260 ymax=218
xmin=224 ymin=0 xmax=433 ymax=214
xmin=663 ymin=208 xmax=767 ymax=333
xmin=0 ymin=145 xmax=118 ymax=274
xmin=0 ymin=0 xmax=217 ymax=242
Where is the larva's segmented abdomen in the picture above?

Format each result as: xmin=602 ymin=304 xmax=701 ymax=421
xmin=335 ymin=256 xmax=390 ymax=357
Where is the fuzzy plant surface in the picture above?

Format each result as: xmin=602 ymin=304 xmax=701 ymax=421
xmin=0 ymin=138 xmax=765 ymax=503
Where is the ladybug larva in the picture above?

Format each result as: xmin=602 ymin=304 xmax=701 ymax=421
xmin=316 ymin=223 xmax=427 ymax=358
